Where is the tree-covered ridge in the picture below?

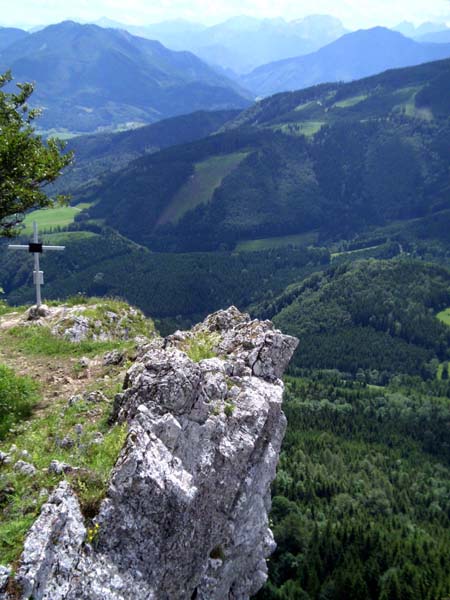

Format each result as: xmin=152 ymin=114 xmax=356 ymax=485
xmin=230 ymin=57 xmax=450 ymax=129
xmin=257 ymin=374 xmax=450 ymax=600
xmin=75 ymin=59 xmax=450 ymax=252
xmin=256 ymin=259 xmax=450 ymax=377
xmin=51 ymin=109 xmax=240 ymax=197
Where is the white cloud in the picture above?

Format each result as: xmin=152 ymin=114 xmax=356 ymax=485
xmin=0 ymin=0 xmax=449 ymax=29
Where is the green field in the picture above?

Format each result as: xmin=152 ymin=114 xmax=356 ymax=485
xmin=437 ymin=307 xmax=450 ymax=326
xmin=294 ymin=100 xmax=319 ymax=112
xmin=236 ymin=231 xmax=318 ymax=252
xmin=333 ymin=94 xmax=368 ymax=108
xmin=22 ymin=203 xmax=92 ymax=234
xmin=157 ymin=152 xmax=248 ymax=225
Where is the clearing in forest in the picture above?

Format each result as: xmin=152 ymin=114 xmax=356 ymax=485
xmin=157 ymin=152 xmax=248 ymax=226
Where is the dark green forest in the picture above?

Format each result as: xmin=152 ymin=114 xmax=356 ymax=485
xmin=259 ymin=259 xmax=450 ymax=378
xmin=256 ymin=374 xmax=450 ymax=600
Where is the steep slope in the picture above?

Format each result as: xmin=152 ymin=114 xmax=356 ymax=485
xmin=0 ymin=307 xmax=298 ymax=599
xmin=0 ymin=21 xmax=251 ymax=133
xmin=52 ymin=109 xmax=240 ymax=194
xmin=0 ymin=27 xmax=28 ymax=51
xmin=241 ymin=27 xmax=450 ymax=96
xmin=76 ymin=59 xmax=450 ymax=252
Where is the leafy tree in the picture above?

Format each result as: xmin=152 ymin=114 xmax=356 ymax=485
xmin=0 ymin=71 xmax=73 ymax=235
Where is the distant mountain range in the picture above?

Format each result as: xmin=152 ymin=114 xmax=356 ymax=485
xmin=393 ymin=20 xmax=449 ymax=38
xmin=81 ymin=15 xmax=349 ymax=74
xmin=241 ymin=27 xmax=450 ymax=96
xmin=0 ymin=21 xmax=251 ymax=133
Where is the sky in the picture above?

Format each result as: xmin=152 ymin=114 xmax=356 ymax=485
xmin=0 ymin=0 xmax=449 ymax=30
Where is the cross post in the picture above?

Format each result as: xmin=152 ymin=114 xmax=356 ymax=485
xmin=8 ymin=221 xmax=65 ymax=307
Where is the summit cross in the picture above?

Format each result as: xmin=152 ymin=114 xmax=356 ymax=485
xmin=8 ymin=221 xmax=65 ymax=307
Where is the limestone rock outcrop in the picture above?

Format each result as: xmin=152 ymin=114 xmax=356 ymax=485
xmin=5 ymin=307 xmax=298 ymax=600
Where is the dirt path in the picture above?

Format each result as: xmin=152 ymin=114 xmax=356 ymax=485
xmin=0 ymin=311 xmax=112 ymax=414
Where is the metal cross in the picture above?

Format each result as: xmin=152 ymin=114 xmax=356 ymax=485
xmin=8 ymin=221 xmax=65 ymax=307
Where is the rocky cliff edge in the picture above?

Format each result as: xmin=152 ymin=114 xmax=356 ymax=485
xmin=5 ymin=306 xmax=298 ymax=600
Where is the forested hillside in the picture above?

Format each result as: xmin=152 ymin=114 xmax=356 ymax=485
xmin=52 ymin=109 xmax=240 ymax=195
xmin=0 ymin=21 xmax=250 ymax=133
xmin=68 ymin=59 xmax=450 ymax=252
xmin=256 ymin=374 xmax=450 ymax=600
xmin=257 ymin=259 xmax=450 ymax=379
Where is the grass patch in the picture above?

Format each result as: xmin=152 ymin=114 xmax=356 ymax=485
xmin=22 ymin=203 xmax=92 ymax=235
xmin=333 ymin=94 xmax=368 ymax=108
xmin=6 ymin=326 xmax=124 ymax=358
xmin=236 ymin=231 xmax=318 ymax=252
xmin=437 ymin=308 xmax=450 ymax=326
xmin=3 ymin=298 xmax=156 ymax=354
xmin=0 ymin=365 xmax=40 ymax=440
xmin=183 ymin=332 xmax=220 ymax=363
xmin=157 ymin=152 xmax=248 ymax=225
xmin=0 ymin=382 xmax=128 ymax=564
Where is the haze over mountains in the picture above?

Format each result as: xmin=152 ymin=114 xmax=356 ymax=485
xmin=1 ymin=15 xmax=450 ymax=134
xmin=90 ymin=15 xmax=349 ymax=74
xmin=0 ymin=21 xmax=250 ymax=133
xmin=242 ymin=27 xmax=450 ymax=96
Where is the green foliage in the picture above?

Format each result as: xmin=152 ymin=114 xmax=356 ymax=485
xmin=5 ymin=326 xmax=122 ymax=358
xmin=0 ymin=381 xmax=128 ymax=563
xmin=437 ymin=307 xmax=450 ymax=326
xmin=257 ymin=374 xmax=450 ymax=600
xmin=0 ymin=364 xmax=39 ymax=439
xmin=157 ymin=152 xmax=248 ymax=225
xmin=183 ymin=332 xmax=220 ymax=362
xmin=0 ymin=71 xmax=73 ymax=235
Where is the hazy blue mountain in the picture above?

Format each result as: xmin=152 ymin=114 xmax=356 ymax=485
xmin=418 ymin=30 xmax=450 ymax=44
xmin=242 ymin=27 xmax=450 ymax=96
xmin=393 ymin=21 xmax=449 ymax=38
xmin=91 ymin=14 xmax=348 ymax=74
xmin=415 ymin=21 xmax=449 ymax=36
xmin=0 ymin=27 xmax=28 ymax=50
xmin=393 ymin=21 xmax=418 ymax=38
xmin=0 ymin=21 xmax=251 ymax=133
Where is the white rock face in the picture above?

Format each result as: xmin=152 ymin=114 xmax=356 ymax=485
xmin=7 ymin=307 xmax=298 ymax=600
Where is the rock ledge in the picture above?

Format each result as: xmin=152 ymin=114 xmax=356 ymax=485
xmin=4 ymin=307 xmax=298 ymax=600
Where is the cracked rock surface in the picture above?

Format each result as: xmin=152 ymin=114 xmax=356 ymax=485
xmin=6 ymin=307 xmax=298 ymax=600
